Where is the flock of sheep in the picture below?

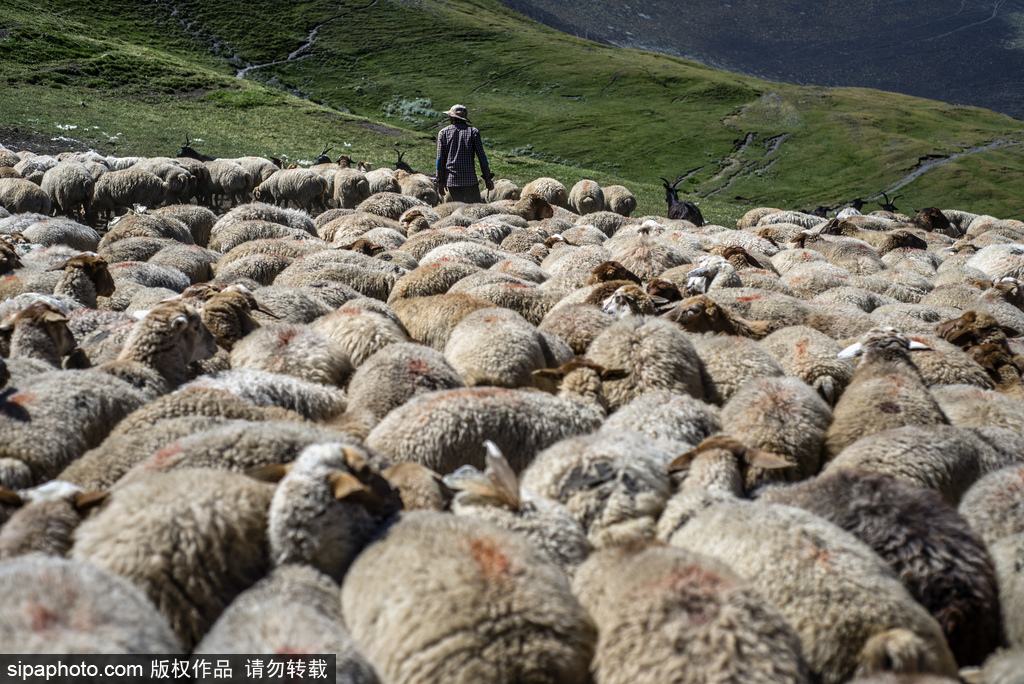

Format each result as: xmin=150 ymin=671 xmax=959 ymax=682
xmin=2 ymin=141 xmax=1024 ymax=683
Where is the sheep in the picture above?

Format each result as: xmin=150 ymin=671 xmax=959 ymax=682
xmin=824 ymin=424 xmax=1024 ymax=505
xmin=89 ymin=169 xmax=165 ymax=222
xmin=824 ymin=327 xmax=948 ymax=459
xmin=193 ymin=565 xmax=380 ymax=683
xmin=40 ymin=162 xmax=94 ymax=221
xmin=720 ymin=375 xmax=832 ymax=488
xmin=537 ymin=303 xmax=616 ymax=355
xmin=363 ymin=167 xmax=400 ymax=195
xmin=253 ymin=168 xmax=329 ymax=213
xmin=132 ymin=159 xmax=195 ymax=205
xmin=444 ymin=440 xmax=590 ymax=574
xmin=246 ymin=284 xmax=334 ymax=323
xmin=567 ymin=179 xmax=604 ymax=215
xmin=584 ymin=315 xmax=706 ymax=408
xmin=148 ymin=243 xmax=218 ymax=285
xmin=310 ymin=303 xmax=409 ymax=367
xmin=600 ymin=184 xmax=637 ymax=217
xmin=340 ymin=510 xmax=596 ymax=684
xmin=357 ymin=191 xmax=428 ymax=221
xmin=0 ymin=301 xmax=77 ymax=370
xmin=0 ymin=177 xmax=52 ymax=215
xmin=155 ymin=204 xmax=217 ymax=247
xmin=14 ymin=154 xmax=59 ymax=183
xmin=365 ymin=375 xmax=607 ymax=476
xmin=212 ymin=200 xmax=317 ymax=237
xmin=959 ymin=464 xmax=1024 ymax=649
xmin=760 ymin=324 xmax=856 ymax=404
xmin=438 ymin=307 xmax=553 ymax=388
xmin=931 ymin=383 xmax=1024 ymax=433
xmin=207 ymin=219 xmax=316 ymax=253
xmin=0 ymin=554 xmax=182 ymax=653
xmin=572 ymin=541 xmax=812 ymax=684
xmin=483 ymin=178 xmax=520 ymax=202
xmin=70 ymin=468 xmax=276 ymax=650
xmin=0 ymin=482 xmax=98 ymax=560
xmin=183 ymin=369 xmax=347 ymax=421
xmin=204 ymin=159 xmax=251 ymax=209
xmin=47 ymin=252 xmax=117 ymax=309
xmin=692 ymin=333 xmax=786 ymax=406
xmin=333 ymin=167 xmax=371 ymax=209
xmin=229 ymin=323 xmax=353 ymax=386
xmin=760 ymin=470 xmax=1002 ymax=667
xmin=333 ymin=342 xmax=464 ymax=438
xmin=519 ymin=429 xmax=679 ymax=547
xmin=391 ymin=293 xmax=496 ymax=350
xmin=99 ymin=212 xmax=195 ymax=249
xmin=666 ymin=499 xmax=958 ymax=683
xmin=393 ymin=167 xmax=439 ymax=206
xmin=661 ymin=293 xmax=777 ymax=339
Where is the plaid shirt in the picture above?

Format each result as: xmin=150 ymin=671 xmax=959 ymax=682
xmin=436 ymin=121 xmax=491 ymax=187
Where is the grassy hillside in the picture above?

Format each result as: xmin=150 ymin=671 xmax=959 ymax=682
xmin=2 ymin=0 xmax=1024 ymax=223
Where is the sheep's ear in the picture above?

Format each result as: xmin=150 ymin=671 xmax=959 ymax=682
xmin=171 ymin=315 xmax=189 ymax=333
xmin=1002 ymin=325 xmax=1022 ymax=338
xmin=532 ymin=368 xmax=565 ymax=380
xmin=668 ymin=450 xmax=698 ymax=473
xmin=649 ymin=295 xmax=669 ymax=306
xmin=246 ymin=464 xmax=291 ymax=483
xmin=46 ymin=259 xmax=70 ymax=272
xmin=744 ymin=450 xmax=795 ymax=470
xmin=329 ymin=471 xmax=369 ymax=500
xmin=42 ymin=310 xmax=68 ymax=324
xmin=72 ymin=490 xmax=109 ymax=513
xmin=837 ymin=342 xmax=863 ymax=358
xmin=341 ymin=446 xmax=370 ymax=473
xmin=907 ymin=339 xmax=933 ymax=351
xmin=131 ymin=309 xmax=151 ymax=322
xmin=599 ymin=368 xmax=630 ymax=382
xmin=0 ymin=316 xmax=14 ymax=332
xmin=0 ymin=487 xmax=24 ymax=508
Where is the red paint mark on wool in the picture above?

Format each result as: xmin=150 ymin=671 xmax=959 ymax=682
xmin=407 ymin=359 xmax=430 ymax=375
xmin=735 ymin=296 xmax=762 ymax=302
xmin=10 ymin=393 xmax=35 ymax=406
xmin=469 ymin=536 xmax=513 ymax=582
xmin=27 ymin=604 xmax=60 ymax=632
xmin=151 ymin=443 xmax=183 ymax=467
xmin=276 ymin=328 xmax=299 ymax=346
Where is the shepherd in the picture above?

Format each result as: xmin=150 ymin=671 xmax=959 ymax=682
xmin=436 ymin=104 xmax=495 ymax=204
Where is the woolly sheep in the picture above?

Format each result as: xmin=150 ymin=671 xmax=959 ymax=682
xmin=0 ymin=554 xmax=182 ymax=653
xmin=761 ymin=470 xmax=1002 ymax=667
xmin=666 ymin=500 xmax=958 ymax=683
xmin=204 ymin=160 xmax=251 ymax=209
xmin=445 ymin=441 xmax=590 ymax=574
xmin=600 ymin=184 xmax=636 ymax=217
xmin=0 ymin=177 xmax=52 ymax=215
xmin=959 ymin=464 xmax=1024 ymax=649
xmin=71 ymin=468 xmax=275 ymax=649
xmin=931 ymin=384 xmax=1024 ymax=433
xmin=720 ymin=375 xmax=831 ymax=488
xmin=357 ymin=192 xmax=427 ymax=221
xmin=194 ymin=565 xmax=380 ymax=683
xmin=692 ymin=333 xmax=785 ymax=405
xmin=90 ymin=169 xmax=166 ymax=221
xmin=254 ymin=168 xmax=329 ymax=214
xmin=333 ymin=167 xmax=371 ymax=209
xmin=759 ymin=324 xmax=855 ymax=404
xmin=567 ymin=179 xmax=604 ymax=215
xmin=825 ymin=424 xmax=1024 ymax=505
xmin=155 ymin=204 xmax=217 ymax=247
xmin=340 ymin=511 xmax=596 ymax=684
xmin=391 ymin=293 xmax=495 ymax=350
xmin=573 ymin=542 xmax=812 ymax=683
xmin=366 ymin=383 xmax=605 ymax=475
xmin=584 ymin=315 xmax=706 ymax=408
xmin=310 ymin=304 xmax=408 ymax=367
xmin=229 ymin=323 xmax=353 ymax=386
xmin=40 ymin=162 xmax=94 ymax=221
xmin=440 ymin=307 xmax=550 ymax=388
xmin=184 ymin=369 xmax=347 ymax=421
xmin=521 ymin=177 xmax=569 ymax=209
xmin=520 ymin=429 xmax=677 ymax=547
xmin=824 ymin=328 xmax=948 ymax=459
xmin=483 ymin=178 xmax=520 ymax=202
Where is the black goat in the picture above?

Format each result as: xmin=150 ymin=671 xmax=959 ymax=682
xmin=314 ymin=145 xmax=333 ymax=166
xmin=394 ymin=151 xmax=437 ymax=182
xmin=878 ymin=192 xmax=903 ymax=212
xmin=177 ymin=135 xmax=214 ymax=162
xmin=659 ymin=176 xmax=704 ymax=226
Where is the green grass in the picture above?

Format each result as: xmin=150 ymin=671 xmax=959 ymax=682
xmin=3 ymin=0 xmax=1024 ymax=223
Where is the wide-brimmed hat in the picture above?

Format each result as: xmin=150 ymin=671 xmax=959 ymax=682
xmin=445 ymin=104 xmax=471 ymax=122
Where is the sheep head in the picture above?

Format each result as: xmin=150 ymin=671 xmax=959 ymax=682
xmin=888 ymin=230 xmax=928 ymax=252
xmin=0 ymin=241 xmax=22 ymax=275
xmin=662 ymin=295 xmax=729 ymax=333
xmin=532 ymin=357 xmax=627 ymax=411
xmin=838 ymin=327 xmax=931 ymax=359
xmin=938 ymin=310 xmax=1019 ymax=348
xmin=601 ymin=284 xmax=654 ymax=317
xmin=911 ymin=206 xmax=951 ymax=234
xmin=0 ymin=302 xmax=77 ymax=358
xmin=123 ymin=301 xmax=218 ymax=369
xmin=586 ymin=260 xmax=641 ymax=286
xmin=646 ymin=278 xmax=682 ymax=304
xmin=668 ymin=435 xmax=793 ymax=474
xmin=720 ymin=245 xmax=764 ymax=270
xmin=49 ymin=253 xmax=115 ymax=297
xmin=382 ymin=462 xmax=451 ymax=512
xmin=514 ymin=193 xmax=554 ymax=221
xmin=443 ymin=440 xmax=521 ymax=511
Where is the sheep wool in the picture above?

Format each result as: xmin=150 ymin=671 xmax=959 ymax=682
xmin=340 ymin=511 xmax=595 ymax=684
xmin=573 ymin=542 xmax=812 ymax=684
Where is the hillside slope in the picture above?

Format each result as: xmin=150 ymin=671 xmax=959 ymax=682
xmin=2 ymin=0 xmax=1024 ymax=221
xmin=497 ymin=0 xmax=1024 ymax=121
